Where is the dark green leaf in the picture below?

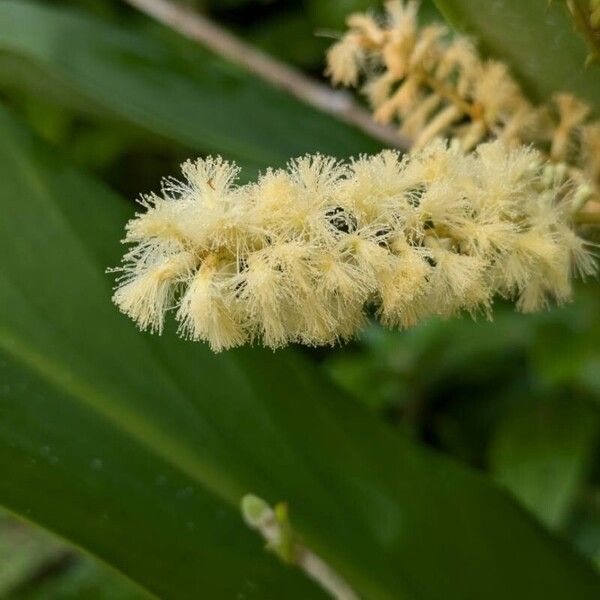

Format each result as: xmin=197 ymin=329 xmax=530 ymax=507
xmin=0 ymin=510 xmax=64 ymax=596
xmin=0 ymin=509 xmax=144 ymax=600
xmin=566 ymin=495 xmax=600 ymax=568
xmin=1 ymin=105 xmax=600 ymax=599
xmin=0 ymin=105 xmax=323 ymax=600
xmin=433 ymin=0 xmax=600 ymax=110
xmin=529 ymin=284 xmax=600 ymax=397
xmin=10 ymin=556 xmax=148 ymax=600
xmin=490 ymin=396 xmax=600 ymax=529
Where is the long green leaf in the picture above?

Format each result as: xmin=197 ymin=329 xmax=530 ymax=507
xmin=0 ymin=0 xmax=382 ymax=175
xmin=0 ymin=110 xmax=322 ymax=599
xmin=433 ymin=0 xmax=600 ymax=110
xmin=1 ymin=106 xmax=600 ymax=599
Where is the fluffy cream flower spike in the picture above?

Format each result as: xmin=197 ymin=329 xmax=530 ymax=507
xmin=326 ymin=0 xmax=600 ymax=208
xmin=326 ymin=0 xmax=532 ymax=150
xmin=112 ymin=142 xmax=595 ymax=352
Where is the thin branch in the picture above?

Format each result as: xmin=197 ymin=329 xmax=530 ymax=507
xmin=121 ymin=0 xmax=410 ymax=150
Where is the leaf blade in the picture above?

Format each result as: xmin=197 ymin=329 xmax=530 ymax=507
xmin=490 ymin=396 xmax=600 ymax=529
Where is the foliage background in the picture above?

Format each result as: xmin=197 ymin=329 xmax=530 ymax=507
xmin=1 ymin=0 xmax=600 ymax=598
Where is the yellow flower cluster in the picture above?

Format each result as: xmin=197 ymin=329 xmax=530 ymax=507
xmin=326 ymin=0 xmax=600 ymax=207
xmin=112 ymin=142 xmax=594 ymax=351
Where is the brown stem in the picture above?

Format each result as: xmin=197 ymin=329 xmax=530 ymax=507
xmin=121 ymin=0 xmax=410 ymax=150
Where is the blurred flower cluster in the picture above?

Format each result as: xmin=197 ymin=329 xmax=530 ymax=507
xmin=326 ymin=0 xmax=600 ymax=211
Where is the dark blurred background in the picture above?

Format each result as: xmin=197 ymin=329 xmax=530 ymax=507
xmin=2 ymin=0 xmax=600 ymax=597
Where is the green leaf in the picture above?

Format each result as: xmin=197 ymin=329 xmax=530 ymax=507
xmin=433 ymin=0 xmax=600 ymax=110
xmin=10 ymin=556 xmax=148 ymax=600
xmin=1 ymin=107 xmax=600 ymax=599
xmin=527 ymin=283 xmax=600 ymax=397
xmin=567 ymin=496 xmax=600 ymax=569
xmin=0 ymin=509 xmax=144 ymax=600
xmin=0 ymin=106 xmax=323 ymax=600
xmin=0 ymin=0 xmax=382 ymax=175
xmin=490 ymin=396 xmax=600 ymax=529
xmin=0 ymin=510 xmax=64 ymax=596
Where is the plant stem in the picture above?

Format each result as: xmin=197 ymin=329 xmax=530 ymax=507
xmin=242 ymin=495 xmax=360 ymax=600
xmin=121 ymin=0 xmax=410 ymax=150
